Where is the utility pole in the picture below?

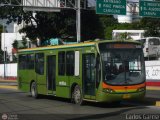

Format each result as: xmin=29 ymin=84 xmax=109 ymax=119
xmin=76 ymin=0 xmax=81 ymax=43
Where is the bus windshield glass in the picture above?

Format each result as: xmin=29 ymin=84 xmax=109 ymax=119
xmin=99 ymin=43 xmax=145 ymax=85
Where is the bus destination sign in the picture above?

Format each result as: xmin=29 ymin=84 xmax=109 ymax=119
xmin=139 ymin=1 xmax=160 ymax=17
xmin=110 ymin=44 xmax=141 ymax=49
xmin=99 ymin=43 xmax=142 ymax=50
xmin=96 ymin=0 xmax=126 ymax=15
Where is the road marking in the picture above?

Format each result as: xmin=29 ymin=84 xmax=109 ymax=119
xmin=156 ymin=101 xmax=160 ymax=107
xmin=0 ymin=85 xmax=17 ymax=90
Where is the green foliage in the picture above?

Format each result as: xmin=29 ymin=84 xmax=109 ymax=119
xmin=140 ymin=17 xmax=160 ymax=37
xmin=12 ymin=40 xmax=18 ymax=49
xmin=19 ymin=10 xmax=77 ymax=45
xmin=99 ymin=15 xmax=118 ymax=40
xmin=22 ymin=37 xmax=28 ymax=48
xmin=12 ymin=38 xmax=28 ymax=49
xmin=104 ymin=21 xmax=144 ymax=40
xmin=105 ymin=25 xmax=117 ymax=40
xmin=115 ymin=32 xmax=133 ymax=40
xmin=81 ymin=10 xmax=104 ymax=41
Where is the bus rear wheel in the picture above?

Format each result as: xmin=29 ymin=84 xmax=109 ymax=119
xmin=31 ymin=82 xmax=38 ymax=98
xmin=72 ymin=85 xmax=84 ymax=105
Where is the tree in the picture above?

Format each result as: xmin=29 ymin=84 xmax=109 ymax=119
xmin=21 ymin=37 xmax=28 ymax=48
xmin=0 ymin=2 xmax=77 ymax=45
xmin=99 ymin=15 xmax=118 ymax=39
xmin=140 ymin=17 xmax=160 ymax=37
xmin=12 ymin=40 xmax=18 ymax=49
xmin=81 ymin=10 xmax=104 ymax=41
xmin=0 ymin=1 xmax=105 ymax=46
xmin=104 ymin=20 xmax=146 ymax=40
xmin=19 ymin=10 xmax=77 ymax=45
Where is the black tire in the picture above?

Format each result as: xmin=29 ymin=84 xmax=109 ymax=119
xmin=31 ymin=82 xmax=38 ymax=98
xmin=72 ymin=85 xmax=84 ymax=105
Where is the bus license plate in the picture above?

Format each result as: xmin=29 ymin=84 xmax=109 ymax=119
xmin=123 ymin=94 xmax=131 ymax=99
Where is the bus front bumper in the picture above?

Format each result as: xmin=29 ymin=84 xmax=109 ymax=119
xmin=96 ymin=91 xmax=146 ymax=103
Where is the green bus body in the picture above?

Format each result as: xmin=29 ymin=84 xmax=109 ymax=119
xmin=18 ymin=40 xmax=146 ymax=103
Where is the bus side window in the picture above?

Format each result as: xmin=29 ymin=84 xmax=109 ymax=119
xmin=27 ymin=54 xmax=34 ymax=69
xmin=35 ymin=53 xmax=44 ymax=75
xmin=66 ymin=51 xmax=75 ymax=76
xmin=19 ymin=55 xmax=27 ymax=70
xmin=58 ymin=51 xmax=65 ymax=75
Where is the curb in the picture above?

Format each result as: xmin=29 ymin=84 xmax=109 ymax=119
xmin=146 ymin=86 xmax=160 ymax=91
xmin=156 ymin=101 xmax=160 ymax=107
xmin=0 ymin=85 xmax=17 ymax=90
xmin=0 ymin=80 xmax=17 ymax=83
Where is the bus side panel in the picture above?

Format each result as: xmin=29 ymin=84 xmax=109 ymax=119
xmin=70 ymin=49 xmax=82 ymax=94
xmin=56 ymin=86 xmax=70 ymax=98
xmin=18 ymin=70 xmax=30 ymax=92
xmin=37 ymin=84 xmax=47 ymax=95
xmin=36 ymin=74 xmax=47 ymax=95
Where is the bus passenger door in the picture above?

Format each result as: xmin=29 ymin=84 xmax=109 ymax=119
xmin=35 ymin=53 xmax=46 ymax=95
xmin=82 ymin=54 xmax=96 ymax=99
xmin=47 ymin=55 xmax=56 ymax=94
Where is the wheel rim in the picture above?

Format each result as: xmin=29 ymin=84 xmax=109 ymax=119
xmin=31 ymin=84 xmax=36 ymax=97
xmin=74 ymin=88 xmax=81 ymax=104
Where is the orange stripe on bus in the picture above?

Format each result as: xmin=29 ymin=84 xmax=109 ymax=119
xmin=102 ymin=82 xmax=145 ymax=90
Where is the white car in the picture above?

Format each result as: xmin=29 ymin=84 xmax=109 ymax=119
xmin=135 ymin=37 xmax=160 ymax=58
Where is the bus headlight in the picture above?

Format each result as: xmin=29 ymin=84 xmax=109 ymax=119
xmin=102 ymin=88 xmax=115 ymax=93
xmin=137 ymin=87 xmax=146 ymax=92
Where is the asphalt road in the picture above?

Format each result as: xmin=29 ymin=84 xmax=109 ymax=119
xmin=0 ymin=87 xmax=160 ymax=120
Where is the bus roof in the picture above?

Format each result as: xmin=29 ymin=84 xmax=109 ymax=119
xmin=18 ymin=40 xmax=140 ymax=53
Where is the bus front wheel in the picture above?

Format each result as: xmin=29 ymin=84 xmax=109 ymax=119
xmin=31 ymin=82 xmax=38 ymax=98
xmin=72 ymin=85 xmax=84 ymax=105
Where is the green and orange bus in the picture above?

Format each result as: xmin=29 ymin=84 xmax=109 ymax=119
xmin=18 ymin=40 xmax=146 ymax=104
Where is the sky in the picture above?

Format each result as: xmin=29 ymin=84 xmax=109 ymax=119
xmin=0 ymin=19 xmax=14 ymax=33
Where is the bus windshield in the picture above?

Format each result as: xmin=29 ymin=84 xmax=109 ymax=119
xmin=100 ymin=48 xmax=145 ymax=85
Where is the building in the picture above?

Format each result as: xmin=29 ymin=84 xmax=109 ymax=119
xmin=112 ymin=30 xmax=145 ymax=40
xmin=0 ymin=19 xmax=28 ymax=61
